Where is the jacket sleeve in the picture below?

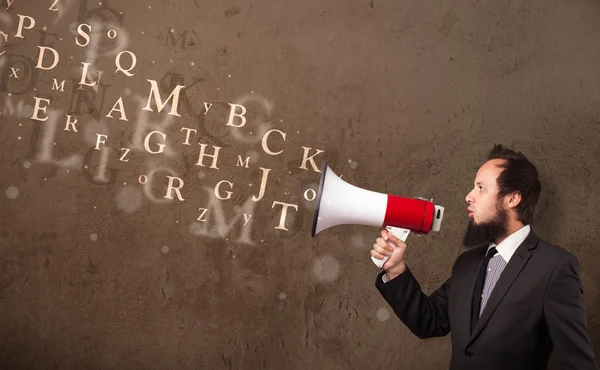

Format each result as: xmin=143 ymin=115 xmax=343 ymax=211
xmin=375 ymin=263 xmax=453 ymax=339
xmin=544 ymin=254 xmax=598 ymax=370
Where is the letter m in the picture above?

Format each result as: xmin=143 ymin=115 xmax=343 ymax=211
xmin=52 ymin=78 xmax=66 ymax=92
xmin=165 ymin=28 xmax=188 ymax=50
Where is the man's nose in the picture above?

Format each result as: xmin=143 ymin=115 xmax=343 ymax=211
xmin=465 ymin=191 xmax=474 ymax=204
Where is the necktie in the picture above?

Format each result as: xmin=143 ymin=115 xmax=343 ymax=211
xmin=471 ymin=247 xmax=498 ymax=333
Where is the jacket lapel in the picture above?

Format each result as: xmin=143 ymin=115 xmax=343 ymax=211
xmin=466 ymin=229 xmax=540 ymax=347
xmin=456 ymin=245 xmax=487 ymax=343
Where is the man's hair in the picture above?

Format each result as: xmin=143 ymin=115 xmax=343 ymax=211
xmin=487 ymin=144 xmax=542 ymax=225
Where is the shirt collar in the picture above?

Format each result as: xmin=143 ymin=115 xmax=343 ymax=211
xmin=486 ymin=224 xmax=531 ymax=263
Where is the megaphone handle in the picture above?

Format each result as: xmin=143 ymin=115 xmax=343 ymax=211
xmin=371 ymin=226 xmax=411 ymax=268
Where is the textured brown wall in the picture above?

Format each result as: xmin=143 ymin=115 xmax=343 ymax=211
xmin=1 ymin=0 xmax=600 ymax=369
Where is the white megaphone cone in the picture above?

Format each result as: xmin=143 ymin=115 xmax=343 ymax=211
xmin=312 ymin=162 xmax=445 ymax=268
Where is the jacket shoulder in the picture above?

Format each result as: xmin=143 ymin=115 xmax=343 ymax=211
xmin=534 ymin=237 xmax=579 ymax=265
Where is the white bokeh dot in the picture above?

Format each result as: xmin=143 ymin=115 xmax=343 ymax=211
xmin=189 ymin=221 xmax=204 ymax=235
xmin=198 ymin=171 xmax=206 ymax=179
xmin=90 ymin=233 xmax=98 ymax=241
xmin=23 ymin=161 xmax=31 ymax=169
xmin=115 ymin=186 xmax=143 ymax=213
xmin=161 ymin=245 xmax=169 ymax=253
xmin=376 ymin=307 xmax=391 ymax=321
xmin=279 ymin=292 xmax=287 ymax=300
xmin=5 ymin=186 xmax=19 ymax=199
xmin=245 ymin=150 xmax=259 ymax=164
xmin=350 ymin=234 xmax=367 ymax=250
xmin=124 ymin=88 xmax=131 ymax=96
xmin=313 ymin=255 xmax=340 ymax=283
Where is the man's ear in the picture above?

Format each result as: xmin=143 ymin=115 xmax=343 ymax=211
xmin=506 ymin=191 xmax=522 ymax=209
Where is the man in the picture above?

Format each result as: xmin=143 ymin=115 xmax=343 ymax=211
xmin=371 ymin=144 xmax=598 ymax=370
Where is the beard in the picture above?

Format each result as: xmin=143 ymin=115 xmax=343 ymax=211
xmin=462 ymin=203 xmax=509 ymax=249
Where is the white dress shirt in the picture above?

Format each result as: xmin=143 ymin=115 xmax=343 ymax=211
xmin=485 ymin=224 xmax=531 ymax=263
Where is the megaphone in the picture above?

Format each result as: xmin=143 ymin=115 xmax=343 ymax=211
xmin=311 ymin=162 xmax=445 ymax=268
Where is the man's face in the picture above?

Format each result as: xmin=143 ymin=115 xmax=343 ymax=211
xmin=463 ymin=159 xmax=509 ymax=248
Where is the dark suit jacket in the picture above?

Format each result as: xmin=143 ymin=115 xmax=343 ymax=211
xmin=375 ymin=229 xmax=598 ymax=370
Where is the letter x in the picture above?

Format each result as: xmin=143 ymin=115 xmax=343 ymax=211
xmin=9 ymin=67 xmax=19 ymax=79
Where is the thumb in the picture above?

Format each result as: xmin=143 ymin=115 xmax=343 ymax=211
xmin=385 ymin=229 xmax=400 ymax=243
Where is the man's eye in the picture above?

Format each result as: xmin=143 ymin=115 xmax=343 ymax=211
xmin=478 ymin=186 xmax=483 ymax=190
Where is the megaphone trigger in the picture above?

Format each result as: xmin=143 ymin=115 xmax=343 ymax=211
xmin=386 ymin=226 xmax=411 ymax=242
xmin=371 ymin=226 xmax=411 ymax=269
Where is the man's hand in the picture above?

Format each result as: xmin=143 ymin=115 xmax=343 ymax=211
xmin=371 ymin=228 xmax=407 ymax=279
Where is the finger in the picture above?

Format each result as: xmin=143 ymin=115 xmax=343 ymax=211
xmin=370 ymin=249 xmax=385 ymax=260
xmin=387 ymin=231 xmax=399 ymax=242
xmin=381 ymin=228 xmax=389 ymax=240
xmin=376 ymin=237 xmax=393 ymax=252
xmin=373 ymin=243 xmax=390 ymax=256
